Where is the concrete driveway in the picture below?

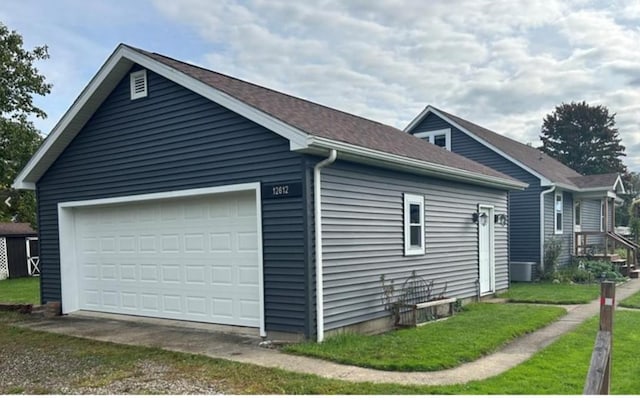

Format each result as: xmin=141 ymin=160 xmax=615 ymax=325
xmin=18 ymin=278 xmax=640 ymax=386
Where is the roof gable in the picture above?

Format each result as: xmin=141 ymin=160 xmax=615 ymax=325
xmin=14 ymin=45 xmax=526 ymax=191
xmin=406 ymin=106 xmax=623 ymax=192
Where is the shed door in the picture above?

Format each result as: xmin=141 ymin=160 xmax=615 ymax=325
xmin=478 ymin=205 xmax=495 ymax=294
xmin=71 ymin=191 xmax=261 ymax=327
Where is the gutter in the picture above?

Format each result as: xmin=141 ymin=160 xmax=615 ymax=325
xmin=314 ymin=149 xmax=337 ymax=342
xmin=540 ymin=185 xmax=556 ymax=271
xmin=306 ymin=136 xmax=527 ymax=191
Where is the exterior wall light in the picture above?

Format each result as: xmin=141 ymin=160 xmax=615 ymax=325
xmin=494 ymin=213 xmax=507 ymax=226
xmin=472 ymin=212 xmax=488 ymax=225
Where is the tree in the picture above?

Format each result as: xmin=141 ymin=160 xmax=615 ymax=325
xmin=614 ymin=171 xmax=640 ymax=227
xmin=0 ymin=22 xmax=51 ymax=226
xmin=539 ymin=101 xmax=627 ymax=175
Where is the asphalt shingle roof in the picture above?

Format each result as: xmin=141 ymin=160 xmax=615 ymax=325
xmin=134 ymin=47 xmax=522 ymax=185
xmin=0 ymin=222 xmax=36 ymax=236
xmin=431 ymin=107 xmax=621 ymax=191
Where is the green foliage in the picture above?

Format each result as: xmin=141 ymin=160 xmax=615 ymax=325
xmin=582 ymin=259 xmax=624 ymax=281
xmin=550 ymin=259 xmax=624 ymax=283
xmin=540 ymin=236 xmax=563 ymax=279
xmin=630 ymin=216 xmax=640 ymax=242
xmin=0 ymin=21 xmax=51 ymax=225
xmin=539 ymin=101 xmax=626 ymax=175
xmin=552 ymin=265 xmax=594 ymax=284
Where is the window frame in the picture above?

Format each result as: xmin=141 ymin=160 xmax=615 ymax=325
xmin=554 ymin=191 xmax=563 ymax=234
xmin=403 ymin=193 xmax=425 ymax=256
xmin=414 ymin=128 xmax=452 ymax=151
xmin=600 ymin=199 xmax=606 ymax=232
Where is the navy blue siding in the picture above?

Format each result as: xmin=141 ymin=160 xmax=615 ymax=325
xmin=413 ymin=114 xmax=542 ymax=265
xmin=36 ymin=67 xmax=309 ymax=335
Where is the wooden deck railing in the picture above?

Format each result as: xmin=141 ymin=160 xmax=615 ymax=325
xmin=584 ymin=281 xmax=615 ymax=395
xmin=575 ymin=231 xmax=639 ymax=273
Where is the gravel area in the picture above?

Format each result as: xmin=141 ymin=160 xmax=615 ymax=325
xmin=0 ymin=343 xmax=223 ymax=394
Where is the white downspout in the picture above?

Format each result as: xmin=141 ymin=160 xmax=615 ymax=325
xmin=540 ymin=185 xmax=556 ymax=272
xmin=314 ymin=149 xmax=337 ymax=342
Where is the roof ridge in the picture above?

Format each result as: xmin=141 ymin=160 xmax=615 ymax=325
xmin=432 ymin=106 xmax=584 ymax=179
xmin=143 ymin=49 xmax=399 ymax=133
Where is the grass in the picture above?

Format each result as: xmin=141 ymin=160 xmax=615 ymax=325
xmin=283 ymin=303 xmax=566 ymax=371
xmin=425 ymin=310 xmax=640 ymax=394
xmin=2 ymin=308 xmax=640 ymax=394
xmin=619 ymin=291 xmax=640 ymax=309
xmin=497 ymin=282 xmax=601 ymax=304
xmin=0 ymin=277 xmax=40 ymax=304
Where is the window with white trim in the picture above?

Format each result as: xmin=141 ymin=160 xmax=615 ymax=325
xmin=555 ymin=192 xmax=563 ymax=234
xmin=130 ymin=70 xmax=148 ymax=100
xmin=600 ymin=200 xmax=606 ymax=232
xmin=404 ymin=193 xmax=425 ymax=256
xmin=415 ymin=129 xmax=451 ymax=150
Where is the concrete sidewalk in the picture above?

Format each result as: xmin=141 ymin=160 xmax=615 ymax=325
xmin=18 ymin=279 xmax=640 ymax=386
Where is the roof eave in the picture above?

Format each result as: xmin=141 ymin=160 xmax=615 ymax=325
xmin=303 ymin=136 xmax=528 ymax=191
xmin=407 ymin=106 xmax=553 ymax=187
xmin=13 ymin=44 xmax=312 ymax=190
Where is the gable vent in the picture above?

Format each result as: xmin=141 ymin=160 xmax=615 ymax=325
xmin=130 ymin=70 xmax=148 ymax=100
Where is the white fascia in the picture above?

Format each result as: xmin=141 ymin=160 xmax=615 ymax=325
xmin=306 ymin=136 xmax=528 ymax=191
xmin=406 ymin=106 xmax=553 ymax=187
xmin=13 ymin=45 xmax=312 ymax=190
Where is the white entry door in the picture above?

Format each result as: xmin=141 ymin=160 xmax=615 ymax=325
xmin=69 ymin=189 xmax=261 ymax=328
xmin=478 ymin=205 xmax=495 ymax=295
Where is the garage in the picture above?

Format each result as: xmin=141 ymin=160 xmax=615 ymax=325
xmin=58 ymin=184 xmax=264 ymax=333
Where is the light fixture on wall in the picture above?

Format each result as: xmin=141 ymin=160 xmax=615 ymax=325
xmin=495 ymin=213 xmax=508 ymax=226
xmin=472 ymin=212 xmax=488 ymax=226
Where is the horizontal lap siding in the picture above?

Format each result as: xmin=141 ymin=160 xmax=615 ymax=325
xmin=581 ymin=199 xmax=604 ymax=248
xmin=413 ymin=114 xmax=541 ymax=264
xmin=36 ymin=67 xmax=308 ymax=334
xmin=321 ymin=162 xmax=508 ymax=330
xmin=544 ymin=191 xmax=574 ymax=266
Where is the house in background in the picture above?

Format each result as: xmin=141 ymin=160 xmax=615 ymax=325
xmin=0 ymin=222 xmax=39 ymax=280
xmin=405 ymin=106 xmax=631 ymax=279
xmin=13 ymin=44 xmax=526 ymax=342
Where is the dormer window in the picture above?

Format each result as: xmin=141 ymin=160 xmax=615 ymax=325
xmin=415 ymin=129 xmax=451 ymax=151
xmin=130 ymin=70 xmax=148 ymax=100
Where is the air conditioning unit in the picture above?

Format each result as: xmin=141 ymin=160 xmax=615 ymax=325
xmin=510 ymin=262 xmax=536 ymax=282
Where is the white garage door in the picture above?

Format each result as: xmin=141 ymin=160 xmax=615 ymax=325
xmin=70 ymin=190 xmax=261 ymax=328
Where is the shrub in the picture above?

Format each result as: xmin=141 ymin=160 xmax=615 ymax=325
xmin=582 ymin=259 xmax=624 ymax=281
xmin=540 ymin=236 xmax=563 ymax=280
xmin=551 ymin=258 xmax=625 ymax=283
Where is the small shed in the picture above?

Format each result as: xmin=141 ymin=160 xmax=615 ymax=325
xmin=0 ymin=222 xmax=39 ymax=280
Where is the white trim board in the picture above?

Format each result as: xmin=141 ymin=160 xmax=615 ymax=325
xmin=405 ymin=106 xmax=552 ymax=186
xmin=13 ymin=44 xmax=310 ymax=190
xmin=57 ymin=182 xmax=266 ymax=337
xmin=14 ymin=45 xmax=527 ymax=193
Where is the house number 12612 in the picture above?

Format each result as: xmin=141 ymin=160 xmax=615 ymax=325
xmin=272 ymin=185 xmax=289 ymax=196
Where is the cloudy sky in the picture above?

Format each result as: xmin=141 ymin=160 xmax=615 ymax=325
xmin=2 ymin=0 xmax=640 ymax=171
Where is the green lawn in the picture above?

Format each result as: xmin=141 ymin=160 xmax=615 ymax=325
xmin=283 ymin=303 xmax=566 ymax=371
xmin=2 ymin=309 xmax=640 ymax=394
xmin=425 ymin=310 xmax=640 ymax=394
xmin=619 ymin=291 xmax=640 ymax=309
xmin=0 ymin=277 xmax=40 ymax=304
xmin=497 ymin=282 xmax=600 ymax=304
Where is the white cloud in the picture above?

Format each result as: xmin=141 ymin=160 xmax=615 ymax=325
xmin=5 ymin=0 xmax=640 ymax=173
